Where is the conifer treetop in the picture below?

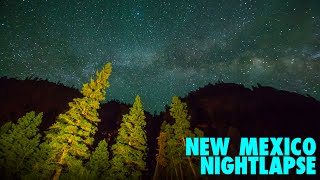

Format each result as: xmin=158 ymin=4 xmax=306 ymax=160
xmin=42 ymin=62 xmax=112 ymax=180
xmin=81 ymin=62 xmax=112 ymax=101
xmin=86 ymin=139 xmax=109 ymax=179
xmin=154 ymin=96 xmax=204 ymax=179
xmin=0 ymin=111 xmax=43 ymax=178
xmin=110 ymin=95 xmax=148 ymax=179
xmin=127 ymin=95 xmax=146 ymax=125
xmin=169 ymin=96 xmax=191 ymax=136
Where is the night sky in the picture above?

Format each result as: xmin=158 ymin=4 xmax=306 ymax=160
xmin=1 ymin=0 xmax=320 ymax=112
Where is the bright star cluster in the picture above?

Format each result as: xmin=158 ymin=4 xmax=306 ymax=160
xmin=1 ymin=0 xmax=319 ymax=112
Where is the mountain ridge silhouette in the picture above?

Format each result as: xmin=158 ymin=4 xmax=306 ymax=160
xmin=1 ymin=76 xmax=319 ymax=179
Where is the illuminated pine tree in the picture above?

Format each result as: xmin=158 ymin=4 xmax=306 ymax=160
xmin=155 ymin=96 xmax=204 ymax=179
xmin=0 ymin=121 xmax=12 ymax=135
xmin=0 ymin=111 xmax=43 ymax=179
xmin=39 ymin=63 xmax=112 ymax=180
xmin=171 ymin=96 xmax=205 ymax=178
xmin=110 ymin=95 xmax=147 ymax=179
xmin=86 ymin=139 xmax=110 ymax=179
xmin=153 ymin=132 xmax=168 ymax=180
xmin=162 ymin=120 xmax=180 ymax=179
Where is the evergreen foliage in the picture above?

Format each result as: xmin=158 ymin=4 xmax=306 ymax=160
xmin=37 ymin=63 xmax=112 ymax=179
xmin=0 ymin=121 xmax=12 ymax=135
xmin=86 ymin=139 xmax=110 ymax=179
xmin=154 ymin=96 xmax=204 ymax=180
xmin=0 ymin=65 xmax=208 ymax=180
xmin=0 ymin=111 xmax=43 ymax=179
xmin=153 ymin=132 xmax=168 ymax=180
xmin=110 ymin=95 xmax=147 ymax=179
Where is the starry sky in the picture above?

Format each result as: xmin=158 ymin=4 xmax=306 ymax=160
xmin=1 ymin=0 xmax=320 ymax=113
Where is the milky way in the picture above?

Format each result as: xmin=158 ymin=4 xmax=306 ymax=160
xmin=1 ymin=0 xmax=320 ymax=112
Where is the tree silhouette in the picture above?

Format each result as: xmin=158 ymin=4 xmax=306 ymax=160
xmin=0 ymin=111 xmax=43 ymax=179
xmin=110 ymin=95 xmax=148 ymax=179
xmin=38 ymin=63 xmax=112 ymax=179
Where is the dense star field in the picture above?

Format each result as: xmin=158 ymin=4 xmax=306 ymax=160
xmin=1 ymin=0 xmax=319 ymax=112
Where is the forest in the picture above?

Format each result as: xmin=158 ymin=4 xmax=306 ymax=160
xmin=1 ymin=63 xmax=320 ymax=180
xmin=0 ymin=63 xmax=205 ymax=180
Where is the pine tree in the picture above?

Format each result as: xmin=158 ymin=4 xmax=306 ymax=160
xmin=153 ymin=132 xmax=168 ymax=180
xmin=163 ymin=120 xmax=181 ymax=179
xmin=0 ymin=111 xmax=43 ymax=179
xmin=154 ymin=96 xmax=204 ymax=180
xmin=0 ymin=121 xmax=12 ymax=135
xmin=39 ymin=63 xmax=112 ymax=180
xmin=110 ymin=95 xmax=148 ymax=179
xmin=86 ymin=139 xmax=109 ymax=179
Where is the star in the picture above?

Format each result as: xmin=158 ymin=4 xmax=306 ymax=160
xmin=0 ymin=0 xmax=319 ymax=112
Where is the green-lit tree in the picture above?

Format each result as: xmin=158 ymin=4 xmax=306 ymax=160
xmin=0 ymin=121 xmax=12 ymax=135
xmin=154 ymin=96 xmax=204 ymax=180
xmin=153 ymin=131 xmax=168 ymax=180
xmin=0 ymin=111 xmax=43 ymax=179
xmin=110 ymin=95 xmax=148 ymax=179
xmin=35 ymin=63 xmax=112 ymax=180
xmin=86 ymin=139 xmax=110 ymax=179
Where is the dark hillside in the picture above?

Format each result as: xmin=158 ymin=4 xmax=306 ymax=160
xmin=1 ymin=77 xmax=319 ymax=179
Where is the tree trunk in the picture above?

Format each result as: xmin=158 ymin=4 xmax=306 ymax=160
xmin=165 ymin=167 xmax=168 ymax=180
xmin=153 ymin=161 xmax=159 ymax=180
xmin=52 ymin=147 xmax=67 ymax=180
xmin=179 ymin=156 xmax=184 ymax=180
xmin=172 ymin=157 xmax=180 ymax=180
xmin=52 ymin=167 xmax=62 ymax=180
xmin=187 ymin=157 xmax=197 ymax=178
xmin=182 ymin=138 xmax=197 ymax=178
